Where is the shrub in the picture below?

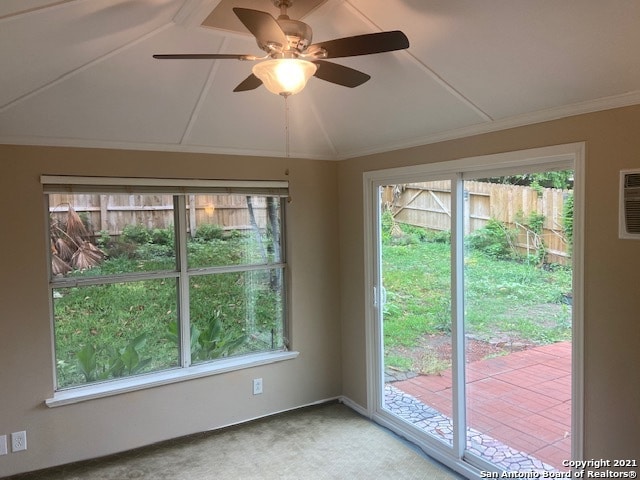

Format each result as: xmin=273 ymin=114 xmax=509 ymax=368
xmin=380 ymin=209 xmax=395 ymax=244
xmin=467 ymin=219 xmax=517 ymax=260
xmin=122 ymin=224 xmax=151 ymax=244
xmin=194 ymin=224 xmax=224 ymax=242
xmin=423 ymin=229 xmax=451 ymax=244
xmin=525 ymin=211 xmax=545 ymax=235
xmin=151 ymin=227 xmax=174 ymax=246
xmin=563 ymin=193 xmax=574 ymax=247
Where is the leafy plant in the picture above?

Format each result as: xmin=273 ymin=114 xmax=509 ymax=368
xmin=151 ymin=227 xmax=174 ymax=246
xmin=75 ymin=334 xmax=152 ymax=383
xmin=194 ymin=223 xmax=224 ymax=242
xmin=106 ymin=334 xmax=153 ymax=378
xmin=563 ymin=192 xmax=574 ymax=248
xmin=166 ymin=314 xmax=246 ymax=362
xmin=515 ymin=211 xmax=547 ymax=266
xmin=76 ymin=344 xmax=99 ymax=382
xmin=122 ymin=224 xmax=151 ymax=244
xmin=523 ymin=211 xmax=545 ymax=235
xmin=466 ymin=219 xmax=518 ymax=260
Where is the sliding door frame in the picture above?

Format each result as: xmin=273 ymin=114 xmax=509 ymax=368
xmin=363 ymin=143 xmax=585 ymax=478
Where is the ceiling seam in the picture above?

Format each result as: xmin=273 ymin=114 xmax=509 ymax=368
xmin=343 ymin=0 xmax=494 ymax=123
xmin=180 ymin=37 xmax=230 ymax=144
xmin=305 ymin=98 xmax=339 ymax=159
xmin=172 ymin=0 xmax=222 ymax=26
xmin=0 ymin=22 xmax=174 ymax=114
xmin=0 ymin=0 xmax=79 ymax=22
xmin=402 ymin=50 xmax=493 ymax=122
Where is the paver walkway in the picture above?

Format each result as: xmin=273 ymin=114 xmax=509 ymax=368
xmin=389 ymin=341 xmax=571 ymax=470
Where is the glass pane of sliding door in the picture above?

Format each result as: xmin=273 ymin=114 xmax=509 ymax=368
xmin=381 ymin=180 xmax=455 ymax=447
xmin=463 ymin=172 xmax=573 ymax=472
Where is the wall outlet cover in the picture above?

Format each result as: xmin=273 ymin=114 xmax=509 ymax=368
xmin=253 ymin=378 xmax=263 ymax=395
xmin=11 ymin=431 xmax=27 ymax=452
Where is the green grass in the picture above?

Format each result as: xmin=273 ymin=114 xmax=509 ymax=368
xmin=54 ymin=233 xmax=283 ymax=388
xmin=382 ymin=229 xmax=572 ymax=369
xmin=54 ymin=279 xmax=179 ymax=387
xmin=463 ymin=252 xmax=572 ymax=342
xmin=382 ymin=241 xmax=452 ymax=348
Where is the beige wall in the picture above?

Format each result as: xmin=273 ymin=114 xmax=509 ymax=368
xmin=338 ymin=105 xmax=640 ymax=461
xmin=0 ymin=146 xmax=342 ymax=477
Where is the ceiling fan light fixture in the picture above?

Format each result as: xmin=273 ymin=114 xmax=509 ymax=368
xmin=252 ymin=58 xmax=317 ymax=96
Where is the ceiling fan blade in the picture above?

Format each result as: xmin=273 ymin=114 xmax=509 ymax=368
xmin=312 ymin=60 xmax=370 ymax=88
xmin=309 ymin=30 xmax=409 ymax=59
xmin=233 ymin=7 xmax=288 ymax=50
xmin=233 ymin=73 xmax=263 ymax=92
xmin=153 ymin=54 xmax=256 ymax=60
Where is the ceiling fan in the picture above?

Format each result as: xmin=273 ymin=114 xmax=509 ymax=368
xmin=153 ymin=0 xmax=409 ymax=96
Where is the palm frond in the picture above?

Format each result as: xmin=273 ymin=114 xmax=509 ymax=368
xmin=65 ymin=204 xmax=90 ymax=243
xmin=55 ymin=237 xmax=75 ymax=262
xmin=71 ymin=241 xmax=104 ymax=270
xmin=51 ymin=254 xmax=72 ymax=276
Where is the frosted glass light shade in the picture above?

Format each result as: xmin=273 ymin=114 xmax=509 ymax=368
xmin=252 ymin=59 xmax=318 ymax=96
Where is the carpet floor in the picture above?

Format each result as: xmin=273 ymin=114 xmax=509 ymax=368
xmin=6 ymin=402 xmax=461 ymax=480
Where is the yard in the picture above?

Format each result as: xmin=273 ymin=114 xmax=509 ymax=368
xmin=382 ymin=220 xmax=572 ymax=375
xmin=52 ymin=206 xmax=572 ymax=389
xmin=52 ymin=222 xmax=282 ymax=389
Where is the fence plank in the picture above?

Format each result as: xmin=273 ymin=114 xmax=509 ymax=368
xmin=383 ymin=181 xmax=571 ymax=265
xmin=48 ymin=193 xmax=271 ymax=237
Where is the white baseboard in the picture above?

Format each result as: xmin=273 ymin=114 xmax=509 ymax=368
xmin=338 ymin=395 xmax=371 ymax=418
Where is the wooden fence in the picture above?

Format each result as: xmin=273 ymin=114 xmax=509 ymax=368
xmin=48 ymin=193 xmax=271 ymax=237
xmin=383 ymin=180 xmax=572 ymax=264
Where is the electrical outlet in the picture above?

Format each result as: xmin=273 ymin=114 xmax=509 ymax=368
xmin=0 ymin=435 xmax=7 ymax=455
xmin=253 ymin=378 xmax=263 ymax=395
xmin=11 ymin=431 xmax=27 ymax=452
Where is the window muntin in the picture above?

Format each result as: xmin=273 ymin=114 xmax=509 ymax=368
xmin=47 ymin=185 xmax=287 ymax=391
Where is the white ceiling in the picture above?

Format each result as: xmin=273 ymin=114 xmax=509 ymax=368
xmin=2 ymin=0 xmax=640 ymax=160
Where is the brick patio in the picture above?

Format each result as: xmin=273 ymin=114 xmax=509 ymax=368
xmin=391 ymin=341 xmax=572 ymax=470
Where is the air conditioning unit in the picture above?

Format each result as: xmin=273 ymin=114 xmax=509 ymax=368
xmin=620 ymin=169 xmax=640 ymax=239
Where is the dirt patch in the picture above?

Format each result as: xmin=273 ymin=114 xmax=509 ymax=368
xmin=387 ymin=334 xmax=533 ymax=378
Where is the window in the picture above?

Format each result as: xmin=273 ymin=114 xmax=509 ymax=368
xmin=44 ymin=176 xmax=290 ymax=398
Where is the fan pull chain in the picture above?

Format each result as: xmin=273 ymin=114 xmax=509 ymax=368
xmin=284 ymin=95 xmax=290 ymax=158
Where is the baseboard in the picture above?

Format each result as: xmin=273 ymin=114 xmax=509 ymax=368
xmin=338 ymin=395 xmax=370 ymax=418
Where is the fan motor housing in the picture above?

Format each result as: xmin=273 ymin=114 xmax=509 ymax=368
xmin=277 ymin=18 xmax=313 ymax=53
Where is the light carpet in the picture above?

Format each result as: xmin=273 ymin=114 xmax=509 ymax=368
xmin=7 ymin=402 xmax=461 ymax=480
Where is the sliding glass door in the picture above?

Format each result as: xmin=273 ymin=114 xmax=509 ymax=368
xmin=381 ymin=180 xmax=454 ymax=447
xmin=366 ymin=145 xmax=582 ymax=476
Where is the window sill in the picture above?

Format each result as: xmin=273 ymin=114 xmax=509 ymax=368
xmin=46 ymin=350 xmax=299 ymax=408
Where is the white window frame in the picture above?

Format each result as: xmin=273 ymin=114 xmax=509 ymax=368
xmin=43 ymin=176 xmax=298 ymax=407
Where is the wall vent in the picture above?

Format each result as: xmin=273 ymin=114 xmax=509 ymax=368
xmin=620 ymin=170 xmax=640 ymax=239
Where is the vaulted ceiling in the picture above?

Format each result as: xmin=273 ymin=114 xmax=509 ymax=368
xmin=2 ymin=0 xmax=640 ymax=160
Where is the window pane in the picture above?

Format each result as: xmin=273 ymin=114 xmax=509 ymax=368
xmin=187 ymin=195 xmax=282 ymax=268
xmin=53 ymin=279 xmax=179 ymax=388
xmin=49 ymin=193 xmax=176 ymax=278
xmin=189 ymin=268 xmax=285 ymax=364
